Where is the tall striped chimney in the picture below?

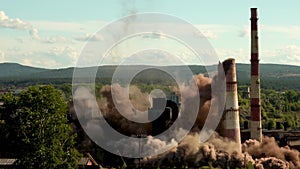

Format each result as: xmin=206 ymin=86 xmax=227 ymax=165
xmin=250 ymin=8 xmax=262 ymax=142
xmin=222 ymin=58 xmax=241 ymax=151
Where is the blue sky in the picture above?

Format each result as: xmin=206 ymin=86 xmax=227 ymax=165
xmin=0 ymin=0 xmax=300 ymax=68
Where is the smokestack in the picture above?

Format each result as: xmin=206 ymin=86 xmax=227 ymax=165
xmin=222 ymin=58 xmax=241 ymax=152
xmin=250 ymin=8 xmax=262 ymax=142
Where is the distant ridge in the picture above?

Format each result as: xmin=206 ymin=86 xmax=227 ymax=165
xmin=0 ymin=63 xmax=47 ymax=78
xmin=1 ymin=62 xmax=300 ymax=90
xmin=1 ymin=62 xmax=299 ymax=78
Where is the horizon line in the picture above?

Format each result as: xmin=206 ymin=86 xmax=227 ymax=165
xmin=0 ymin=61 xmax=299 ymax=70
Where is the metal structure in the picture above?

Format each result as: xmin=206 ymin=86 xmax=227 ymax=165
xmin=148 ymin=98 xmax=178 ymax=136
xmin=250 ymin=8 xmax=262 ymax=142
xmin=222 ymin=59 xmax=241 ymax=151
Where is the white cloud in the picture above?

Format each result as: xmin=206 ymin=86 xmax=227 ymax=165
xmin=0 ymin=11 xmax=31 ymax=30
xmin=22 ymin=57 xmax=59 ymax=68
xmin=215 ymin=45 xmax=300 ymax=66
xmin=0 ymin=11 xmax=39 ymax=40
xmin=196 ymin=24 xmax=233 ymax=33
xmin=29 ymin=22 xmax=227 ymax=41
xmin=263 ymin=45 xmax=300 ymax=65
xmin=17 ymin=46 xmax=80 ymax=68
xmin=47 ymin=46 xmax=78 ymax=61
xmin=30 ymin=20 xmax=106 ymax=33
xmin=141 ymin=31 xmax=167 ymax=39
xmin=46 ymin=36 xmax=68 ymax=43
xmin=261 ymin=25 xmax=300 ymax=39
xmin=216 ymin=48 xmax=249 ymax=63
xmin=0 ymin=50 xmax=5 ymax=62
xmin=29 ymin=28 xmax=39 ymax=40
xmin=196 ymin=24 xmax=235 ymax=39
xmin=74 ymin=33 xmax=103 ymax=41
xmin=22 ymin=58 xmax=33 ymax=67
xmin=238 ymin=25 xmax=249 ymax=38
xmin=2 ymin=12 xmax=300 ymax=68
xmin=0 ymin=11 xmax=70 ymax=44
xmin=29 ymin=26 xmax=68 ymax=43
xmin=200 ymin=30 xmax=218 ymax=39
xmin=44 ymin=46 xmax=79 ymax=67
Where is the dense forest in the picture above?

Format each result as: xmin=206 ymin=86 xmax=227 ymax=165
xmin=238 ymin=87 xmax=300 ymax=130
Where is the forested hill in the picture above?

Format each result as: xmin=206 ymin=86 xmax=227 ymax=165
xmin=0 ymin=62 xmax=300 ymax=90
xmin=0 ymin=63 xmax=47 ymax=77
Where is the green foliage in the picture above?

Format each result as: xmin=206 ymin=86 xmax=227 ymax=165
xmin=267 ymin=119 xmax=276 ymax=130
xmin=238 ymin=88 xmax=300 ymax=130
xmin=94 ymin=83 xmax=103 ymax=99
xmin=56 ymin=84 xmax=72 ymax=100
xmin=0 ymin=85 xmax=81 ymax=168
xmin=2 ymin=63 xmax=300 ymax=91
xmin=245 ymin=161 xmax=255 ymax=169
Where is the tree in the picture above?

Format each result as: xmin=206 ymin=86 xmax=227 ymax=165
xmin=56 ymin=84 xmax=72 ymax=100
xmin=1 ymin=85 xmax=81 ymax=168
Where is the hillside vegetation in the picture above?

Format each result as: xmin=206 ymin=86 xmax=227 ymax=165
xmin=1 ymin=63 xmax=300 ymax=90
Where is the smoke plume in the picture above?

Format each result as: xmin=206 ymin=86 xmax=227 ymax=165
xmin=99 ymin=84 xmax=151 ymax=136
xmin=73 ymin=71 xmax=300 ymax=168
xmin=141 ymin=134 xmax=300 ymax=169
xmin=97 ymin=73 xmax=216 ymax=135
xmin=193 ymin=73 xmax=212 ymax=130
xmin=141 ymin=133 xmax=251 ymax=168
xmin=243 ymin=136 xmax=300 ymax=168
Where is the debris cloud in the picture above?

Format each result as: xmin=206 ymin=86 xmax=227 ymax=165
xmin=74 ymin=72 xmax=300 ymax=168
xmin=243 ymin=136 xmax=300 ymax=168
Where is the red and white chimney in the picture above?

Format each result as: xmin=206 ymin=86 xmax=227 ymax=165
xmin=250 ymin=8 xmax=262 ymax=142
xmin=222 ymin=58 xmax=241 ymax=151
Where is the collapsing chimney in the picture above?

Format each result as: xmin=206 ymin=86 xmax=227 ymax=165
xmin=250 ymin=8 xmax=262 ymax=142
xmin=222 ymin=58 xmax=241 ymax=152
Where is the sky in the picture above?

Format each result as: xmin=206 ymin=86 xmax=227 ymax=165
xmin=0 ymin=0 xmax=300 ymax=68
